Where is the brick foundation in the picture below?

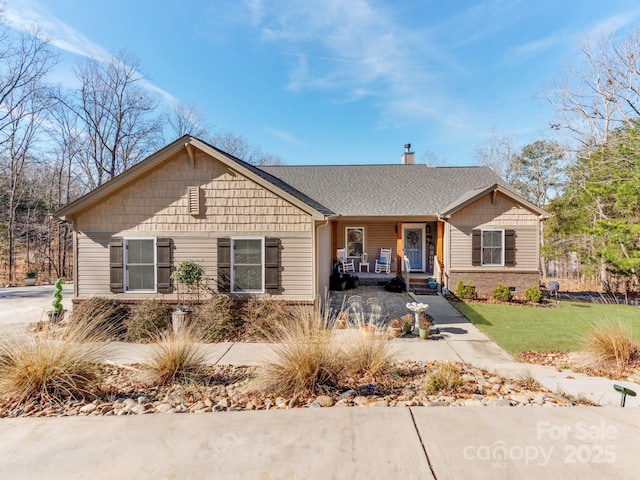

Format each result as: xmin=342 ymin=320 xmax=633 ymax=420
xmin=446 ymin=270 xmax=541 ymax=298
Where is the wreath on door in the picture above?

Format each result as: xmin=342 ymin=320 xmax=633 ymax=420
xmin=407 ymin=231 xmax=419 ymax=246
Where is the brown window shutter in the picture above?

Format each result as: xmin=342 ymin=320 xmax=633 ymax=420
xmin=471 ymin=230 xmax=481 ymax=266
xmin=217 ymin=237 xmax=231 ymax=292
xmin=265 ymin=237 xmax=281 ymax=293
xmin=109 ymin=237 xmax=124 ymax=293
xmin=157 ymin=238 xmax=172 ymax=293
xmin=187 ymin=186 xmax=200 ymax=215
xmin=505 ymin=230 xmax=516 ymax=266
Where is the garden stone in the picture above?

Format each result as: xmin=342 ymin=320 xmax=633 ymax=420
xmin=155 ymin=403 xmax=174 ymax=413
xmin=79 ymin=404 xmax=96 ymax=414
xmin=485 ymin=398 xmax=513 ymax=407
xmin=309 ymin=401 xmax=322 ymax=408
xmin=337 ymin=390 xmax=358 ymax=399
xmin=315 ymin=395 xmax=335 ymax=407
xmin=353 ymin=396 xmax=368 ymax=406
xmin=131 ymin=404 xmax=147 ymax=414
xmin=368 ymin=400 xmax=389 ymax=408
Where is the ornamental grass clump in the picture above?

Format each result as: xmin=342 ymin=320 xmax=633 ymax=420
xmin=343 ymin=333 xmax=397 ymax=381
xmin=0 ymin=318 xmax=110 ymax=404
xmin=425 ymin=362 xmax=463 ymax=394
xmin=142 ymin=327 xmax=207 ymax=385
xmin=258 ymin=305 xmax=344 ymax=396
xmin=583 ymin=319 xmax=639 ymax=373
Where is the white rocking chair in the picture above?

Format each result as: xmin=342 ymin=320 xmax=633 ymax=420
xmin=337 ymin=248 xmax=355 ymax=273
xmin=375 ymin=248 xmax=392 ymax=274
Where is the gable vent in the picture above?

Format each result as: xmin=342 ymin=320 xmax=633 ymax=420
xmin=187 ymin=186 xmax=200 ymax=215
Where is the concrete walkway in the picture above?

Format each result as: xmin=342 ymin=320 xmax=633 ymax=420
xmin=2 ymin=285 xmax=640 ymax=478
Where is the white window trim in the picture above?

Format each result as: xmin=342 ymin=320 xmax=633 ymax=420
xmin=345 ymin=226 xmax=365 ymax=258
xmin=124 ymin=237 xmax=157 ymax=293
xmin=481 ymin=229 xmax=505 ymax=266
xmin=231 ymin=237 xmax=265 ymax=294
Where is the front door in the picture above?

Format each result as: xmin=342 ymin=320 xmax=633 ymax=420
xmin=403 ymin=224 xmax=425 ymax=272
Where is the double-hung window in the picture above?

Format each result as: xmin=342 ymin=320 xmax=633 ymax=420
xmin=232 ymin=238 xmax=264 ymax=293
xmin=346 ymin=227 xmax=364 ymax=258
xmin=124 ymin=238 xmax=156 ymax=292
xmin=481 ymin=230 xmax=504 ymax=266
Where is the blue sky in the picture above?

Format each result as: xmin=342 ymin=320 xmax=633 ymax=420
xmin=5 ymin=0 xmax=640 ymax=165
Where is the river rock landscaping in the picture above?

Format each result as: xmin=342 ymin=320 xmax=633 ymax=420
xmin=0 ymin=360 xmax=590 ymax=418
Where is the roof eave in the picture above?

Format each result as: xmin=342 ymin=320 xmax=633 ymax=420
xmin=55 ymin=135 xmax=329 ymax=222
xmin=438 ymin=184 xmax=551 ymax=219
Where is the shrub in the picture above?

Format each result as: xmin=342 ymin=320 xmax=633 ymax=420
xmin=524 ymin=286 xmax=542 ymax=303
xmin=190 ymin=294 xmax=240 ymax=342
xmin=25 ymin=269 xmax=36 ymax=279
xmin=0 ymin=320 xmax=108 ymax=403
xmin=389 ymin=318 xmax=401 ymax=329
xmin=243 ymin=298 xmax=296 ymax=340
xmin=171 ymin=261 xmax=204 ymax=285
xmin=143 ymin=327 xmax=206 ymax=385
xmin=491 ymin=284 xmax=512 ymax=302
xmin=425 ymin=362 xmax=463 ymax=394
xmin=455 ymin=280 xmax=476 ymax=300
xmin=125 ymin=300 xmax=172 ymax=342
xmin=258 ymin=306 xmax=344 ymax=395
xmin=70 ymin=297 xmax=130 ymax=340
xmin=583 ymin=320 xmax=639 ymax=372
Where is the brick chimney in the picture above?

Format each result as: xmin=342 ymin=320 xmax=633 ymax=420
xmin=401 ymin=143 xmax=415 ymax=164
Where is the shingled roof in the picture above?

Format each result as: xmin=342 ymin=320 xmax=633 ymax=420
xmin=261 ymin=164 xmax=507 ymax=216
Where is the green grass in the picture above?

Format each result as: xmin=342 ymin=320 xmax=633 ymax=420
xmin=451 ymin=301 xmax=640 ymax=354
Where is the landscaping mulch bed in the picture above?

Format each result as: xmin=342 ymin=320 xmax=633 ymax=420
xmin=0 ymin=361 xmax=591 ymax=418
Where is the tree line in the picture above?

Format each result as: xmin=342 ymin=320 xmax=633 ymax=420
xmin=3 ymin=17 xmax=640 ymax=294
xmin=0 ymin=20 xmax=280 ymax=286
xmin=475 ymin=29 xmax=640 ymax=295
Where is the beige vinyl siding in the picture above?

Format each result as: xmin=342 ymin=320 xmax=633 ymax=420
xmin=73 ymin=150 xmax=316 ymax=301
xmin=335 ymin=220 xmax=398 ymax=271
xmin=448 ymin=191 xmax=540 ymax=270
xmin=75 ymin=150 xmax=312 ymax=233
xmin=77 ymin=232 xmax=314 ymax=301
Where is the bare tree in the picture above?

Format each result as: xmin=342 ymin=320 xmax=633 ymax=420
xmin=0 ymin=24 xmax=55 ymax=284
xmin=209 ymin=130 xmax=283 ymax=166
xmin=419 ymin=150 xmax=448 ymax=167
xmin=59 ymin=50 xmax=164 ymax=188
xmin=546 ymin=29 xmax=640 ymax=149
xmin=166 ymin=102 xmax=210 ymax=139
xmin=474 ymin=128 xmax=518 ymax=182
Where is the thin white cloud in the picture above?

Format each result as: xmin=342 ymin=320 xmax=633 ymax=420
xmin=263 ymin=126 xmax=307 ymax=147
xmin=2 ymin=0 xmax=177 ymax=103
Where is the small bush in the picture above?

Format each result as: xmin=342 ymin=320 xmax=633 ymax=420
xmin=243 ymin=298 xmax=296 ymax=340
xmin=125 ymin=300 xmax=172 ymax=342
xmin=70 ymin=297 xmax=130 ymax=340
xmin=524 ymin=286 xmax=542 ymax=303
xmin=583 ymin=320 xmax=639 ymax=372
xmin=191 ymin=294 xmax=240 ymax=342
xmin=425 ymin=362 xmax=463 ymax=394
xmin=143 ymin=328 xmax=207 ymax=385
xmin=491 ymin=284 xmax=512 ymax=302
xmin=455 ymin=280 xmax=476 ymax=300
xmin=259 ymin=307 xmax=344 ymax=395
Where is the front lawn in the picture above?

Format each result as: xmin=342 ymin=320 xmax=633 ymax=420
xmin=451 ymin=300 xmax=640 ymax=354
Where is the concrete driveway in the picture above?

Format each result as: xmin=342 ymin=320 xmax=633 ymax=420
xmin=0 ymin=284 xmax=74 ymax=336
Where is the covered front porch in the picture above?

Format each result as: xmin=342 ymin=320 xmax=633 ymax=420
xmin=326 ymin=218 xmax=445 ymax=293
